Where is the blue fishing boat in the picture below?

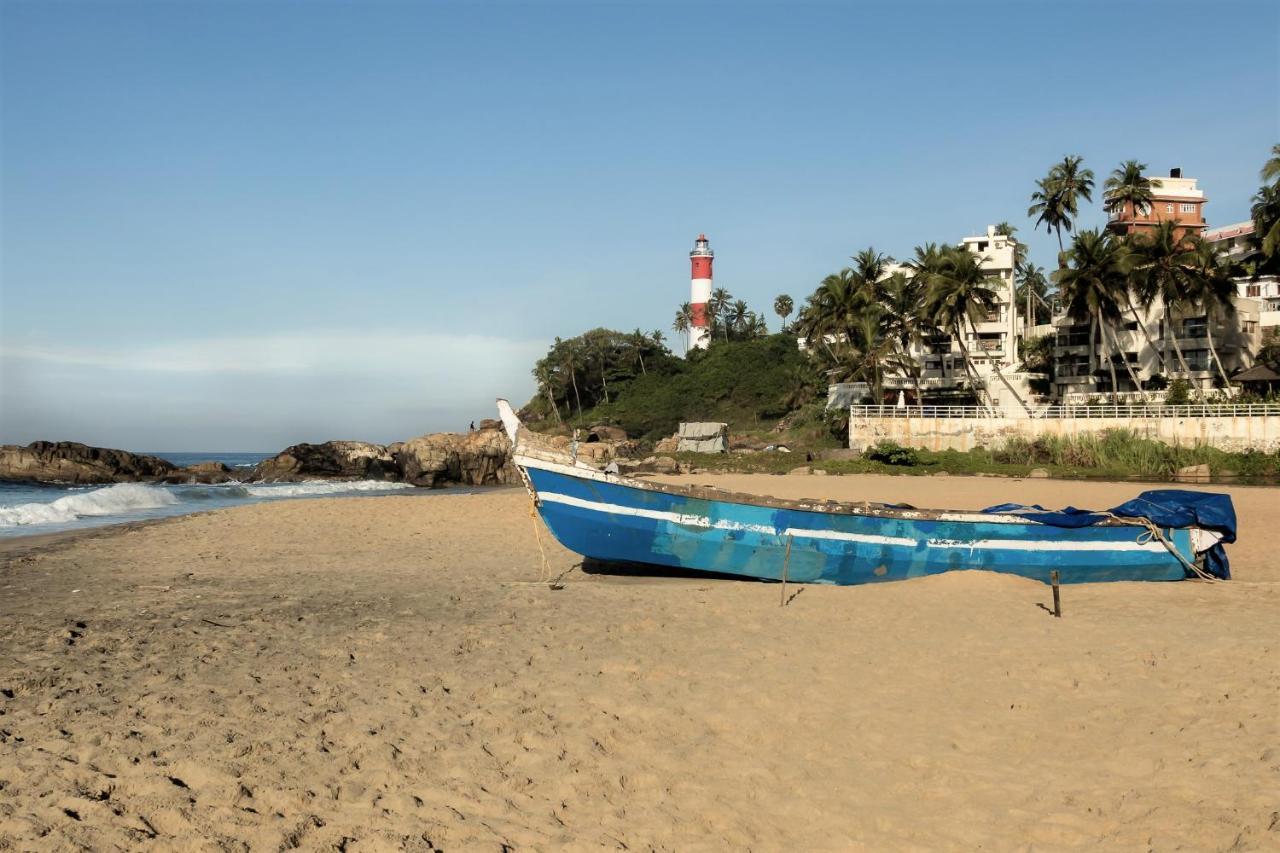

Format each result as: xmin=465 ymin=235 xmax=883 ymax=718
xmin=496 ymin=401 xmax=1235 ymax=585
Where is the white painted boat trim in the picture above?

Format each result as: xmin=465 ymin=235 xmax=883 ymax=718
xmin=515 ymin=454 xmax=1033 ymax=526
xmin=537 ymin=492 xmax=1171 ymax=554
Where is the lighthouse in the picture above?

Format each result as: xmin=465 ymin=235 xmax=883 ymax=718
xmin=689 ymin=234 xmax=714 ymax=350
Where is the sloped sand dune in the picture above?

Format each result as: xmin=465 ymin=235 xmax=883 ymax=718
xmin=1 ymin=475 xmax=1276 ymax=850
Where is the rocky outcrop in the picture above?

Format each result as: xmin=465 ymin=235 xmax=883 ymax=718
xmin=249 ymin=441 xmax=399 ymax=483
xmin=586 ymin=424 xmax=628 ymax=443
xmin=8 ymin=422 xmax=524 ymax=490
xmin=394 ymin=425 xmax=518 ymax=487
xmin=162 ymin=461 xmax=236 ymax=484
xmin=653 ymin=435 xmax=680 ymax=454
xmin=0 ymin=442 xmax=177 ymax=485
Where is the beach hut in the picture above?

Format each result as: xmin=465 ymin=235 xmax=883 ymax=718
xmin=1230 ymin=363 xmax=1280 ymax=395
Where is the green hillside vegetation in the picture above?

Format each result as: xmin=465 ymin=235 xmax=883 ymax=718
xmin=525 ymin=331 xmax=819 ymax=440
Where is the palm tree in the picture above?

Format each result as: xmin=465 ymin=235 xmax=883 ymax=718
xmin=1103 ymin=160 xmax=1160 ymax=224
xmin=850 ymin=248 xmax=892 ymax=304
xmin=994 ymin=222 xmax=1026 ymax=266
xmin=628 ymin=328 xmax=650 ymax=375
xmin=1260 ymin=142 xmax=1280 ymax=186
xmin=749 ymin=312 xmax=769 ymax=338
xmin=554 ymin=337 xmax=584 ymax=417
xmin=1014 ymin=260 xmax=1049 ymax=333
xmin=532 ymin=362 xmax=563 ymax=423
xmin=1028 ymin=155 xmax=1095 ymax=264
xmin=1128 ymin=221 xmax=1197 ymax=376
xmin=878 ymin=270 xmax=930 ymax=401
xmin=1028 ymin=176 xmax=1069 ymax=256
xmin=672 ymin=303 xmax=692 ymax=354
xmin=1054 ymin=229 xmax=1139 ymax=399
xmin=585 ymin=335 xmax=612 ymax=404
xmin=729 ymin=299 xmax=751 ymax=337
xmin=911 ymin=243 xmax=1001 ymax=411
xmin=795 ymin=268 xmax=862 ymax=361
xmin=1053 ymin=154 xmax=1095 ymax=219
xmin=650 ymin=329 xmax=666 ymax=348
xmin=773 ymin=294 xmax=794 ymax=332
xmin=1251 ymin=181 xmax=1280 ymax=266
xmin=1185 ymin=238 xmax=1241 ymax=388
xmin=709 ymin=287 xmax=733 ymax=340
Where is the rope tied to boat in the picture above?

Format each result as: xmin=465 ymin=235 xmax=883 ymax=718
xmin=1102 ymin=512 xmax=1222 ymax=582
xmin=527 ymin=499 xmax=553 ymax=585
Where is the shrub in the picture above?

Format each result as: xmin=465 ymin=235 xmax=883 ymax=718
xmin=865 ymin=441 xmax=919 ymax=466
xmin=1165 ymin=378 xmax=1192 ymax=405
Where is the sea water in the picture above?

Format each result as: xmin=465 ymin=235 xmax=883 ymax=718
xmin=0 ymin=451 xmax=424 ymax=538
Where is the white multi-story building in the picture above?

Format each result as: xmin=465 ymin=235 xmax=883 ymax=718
xmin=1206 ymin=220 xmax=1280 ymax=329
xmin=884 ymin=225 xmax=1035 ymax=413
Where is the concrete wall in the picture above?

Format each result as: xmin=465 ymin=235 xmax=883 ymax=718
xmin=850 ymin=413 xmax=1280 ymax=453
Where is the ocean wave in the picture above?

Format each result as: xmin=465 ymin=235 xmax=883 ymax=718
xmin=173 ymin=484 xmax=252 ymax=501
xmin=0 ymin=483 xmax=180 ymax=528
xmin=242 ymin=480 xmax=417 ymax=499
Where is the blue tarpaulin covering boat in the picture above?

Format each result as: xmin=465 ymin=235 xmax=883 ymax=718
xmin=497 ymin=401 xmax=1234 ymax=586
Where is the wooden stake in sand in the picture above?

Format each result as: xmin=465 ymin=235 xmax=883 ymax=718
xmin=779 ymin=534 xmax=793 ymax=607
xmin=1050 ymin=570 xmax=1062 ymax=618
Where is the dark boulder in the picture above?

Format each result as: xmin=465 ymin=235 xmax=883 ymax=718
xmin=0 ymin=442 xmax=178 ymax=485
xmin=248 ymin=441 xmax=399 ymax=482
xmin=161 ymin=461 xmax=236 ymax=484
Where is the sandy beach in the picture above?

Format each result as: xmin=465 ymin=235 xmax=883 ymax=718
xmin=1 ymin=473 xmax=1277 ymax=851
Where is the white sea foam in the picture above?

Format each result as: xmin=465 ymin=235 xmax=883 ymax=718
xmin=0 ymin=483 xmax=180 ymax=528
xmin=242 ymin=480 xmax=416 ymax=499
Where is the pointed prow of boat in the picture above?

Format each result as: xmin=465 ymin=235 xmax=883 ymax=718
xmin=496 ymin=400 xmax=1235 ymax=586
xmin=496 ymin=398 xmax=521 ymax=446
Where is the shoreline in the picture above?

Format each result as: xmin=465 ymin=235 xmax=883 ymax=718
xmin=0 ymin=482 xmax=518 ymax=553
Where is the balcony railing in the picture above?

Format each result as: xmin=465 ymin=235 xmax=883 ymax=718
xmin=851 ymin=404 xmax=1280 ymax=420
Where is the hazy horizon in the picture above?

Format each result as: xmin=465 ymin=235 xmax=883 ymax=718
xmin=3 ymin=0 xmax=1277 ymax=451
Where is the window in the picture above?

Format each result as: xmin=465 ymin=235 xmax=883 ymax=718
xmin=1247 ymin=284 xmax=1261 ymax=297
xmin=1180 ymin=202 xmax=1196 ymax=213
xmin=1055 ymin=325 xmax=1091 ymax=347
xmin=1136 ymin=203 xmax=1151 ymax=216
xmin=1165 ymin=203 xmax=1174 ymax=214
xmin=1226 ymin=237 xmax=1236 ymax=248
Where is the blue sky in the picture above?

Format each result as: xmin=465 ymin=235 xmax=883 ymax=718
xmin=2 ymin=0 xmax=1277 ymax=450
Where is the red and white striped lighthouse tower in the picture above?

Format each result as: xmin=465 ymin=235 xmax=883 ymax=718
xmin=689 ymin=234 xmax=714 ymax=350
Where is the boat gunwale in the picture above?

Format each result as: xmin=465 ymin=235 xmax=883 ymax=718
xmin=511 ymin=435 xmax=1149 ymax=529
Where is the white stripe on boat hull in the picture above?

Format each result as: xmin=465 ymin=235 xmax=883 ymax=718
xmin=536 ymin=491 xmax=1169 ymax=554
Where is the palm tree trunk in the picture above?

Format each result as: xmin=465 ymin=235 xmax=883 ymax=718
xmin=900 ymin=342 xmax=924 ymax=404
xmin=1104 ymin=322 xmax=1144 ymax=396
xmin=952 ymin=324 xmax=994 ymax=415
xmin=1126 ymin=296 xmax=1168 ymax=374
xmin=544 ymin=386 xmax=563 ymax=423
xmin=1165 ymin=310 xmax=1191 ymax=375
xmin=1205 ymin=318 xmax=1231 ymax=389
xmin=1100 ymin=316 xmax=1120 ymax=403
xmin=1089 ymin=317 xmax=1098 ymax=382
xmin=967 ymin=316 xmax=1029 ymax=415
xmin=568 ymin=367 xmax=582 ymax=417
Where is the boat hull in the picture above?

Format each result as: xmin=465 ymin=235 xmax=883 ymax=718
xmin=523 ymin=463 xmax=1194 ymax=585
